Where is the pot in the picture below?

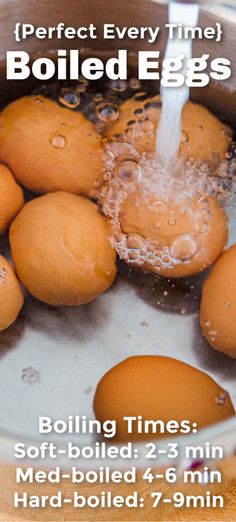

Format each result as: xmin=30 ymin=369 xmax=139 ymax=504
xmin=0 ymin=1 xmax=235 ymax=520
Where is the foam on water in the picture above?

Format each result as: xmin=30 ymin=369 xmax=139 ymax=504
xmin=156 ymin=1 xmax=200 ymax=160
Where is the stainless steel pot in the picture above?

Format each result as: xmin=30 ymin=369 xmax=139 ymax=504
xmin=0 ymin=0 xmax=235 ymax=472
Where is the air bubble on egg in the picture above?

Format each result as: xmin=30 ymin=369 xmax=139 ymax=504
xmin=195 ymin=221 xmax=209 ymax=235
xmin=58 ymin=89 xmax=81 ymax=109
xmin=76 ymin=78 xmax=89 ymax=93
xmin=97 ymin=103 xmax=119 ymax=123
xmin=94 ymin=93 xmax=103 ymax=103
xmin=170 ymin=235 xmax=198 ymax=261
xmin=128 ymin=251 xmax=139 ymax=261
xmin=209 ymin=330 xmax=218 ymax=337
xmin=50 ymin=134 xmax=67 ymax=149
xmin=0 ymin=267 xmax=7 ymax=283
xmin=114 ymin=160 xmax=141 ymax=182
xmin=181 ymin=130 xmax=189 ymax=144
xmin=34 ymin=97 xmax=44 ymax=105
xmin=106 ymin=141 xmax=138 ymax=159
xmin=215 ymin=393 xmax=227 ymax=406
xmin=134 ymin=108 xmax=144 ymax=117
xmin=200 ymin=162 xmax=210 ymax=173
xmin=225 ymin=151 xmax=233 ymax=161
xmin=127 ymin=234 xmax=144 ymax=249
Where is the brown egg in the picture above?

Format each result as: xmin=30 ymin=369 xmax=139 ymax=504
xmin=119 ymin=191 xmax=228 ymax=278
xmin=9 ymin=192 xmax=117 ymax=306
xmin=200 ymin=245 xmax=236 ymax=358
xmin=0 ymin=255 xmax=24 ymax=331
xmin=107 ymin=95 xmax=162 ymax=153
xmin=0 ymin=95 xmax=103 ymax=196
xmin=93 ymin=356 xmax=234 ymax=442
xmin=107 ymin=96 xmax=232 ymax=162
xmin=0 ymin=164 xmax=24 ymax=234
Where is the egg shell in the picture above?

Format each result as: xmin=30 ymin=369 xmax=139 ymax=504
xmin=120 ymin=192 xmax=228 ymax=278
xmin=0 ymin=255 xmax=24 ymax=331
xmin=107 ymin=96 xmax=232 ymax=162
xmin=0 ymin=164 xmax=24 ymax=234
xmin=93 ymin=356 xmax=234 ymax=442
xmin=200 ymin=245 xmax=236 ymax=358
xmin=9 ymin=191 xmax=117 ymax=306
xmin=0 ymin=95 xmax=103 ymax=196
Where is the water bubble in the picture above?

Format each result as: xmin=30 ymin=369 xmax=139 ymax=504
xmin=221 ymin=127 xmax=232 ymax=137
xmin=114 ymin=160 xmax=141 ymax=181
xmin=58 ymin=89 xmax=80 ymax=109
xmin=144 ymin=100 xmax=162 ymax=120
xmin=209 ymin=330 xmax=218 ymax=337
xmin=107 ymin=141 xmax=138 ymax=159
xmin=50 ymin=134 xmax=67 ymax=149
xmin=76 ymin=78 xmax=89 ymax=93
xmin=94 ymin=93 xmax=103 ymax=103
xmin=125 ymin=124 xmax=140 ymax=141
xmin=127 ymin=234 xmax=144 ymax=249
xmin=195 ymin=221 xmax=209 ymax=235
xmin=128 ymin=250 xmax=138 ymax=261
xmin=225 ymin=151 xmax=233 ymax=161
xmin=200 ymin=162 xmax=210 ymax=173
xmin=181 ymin=307 xmax=186 ymax=315
xmin=134 ymin=108 xmax=144 ymax=117
xmin=215 ymin=392 xmax=227 ymax=406
xmin=110 ymin=80 xmax=128 ymax=92
xmin=162 ymin=254 xmax=171 ymax=264
xmin=140 ymin=249 xmax=147 ymax=256
xmin=34 ymin=96 xmax=44 ymax=105
xmin=0 ymin=267 xmax=7 ymax=283
xmin=181 ymin=130 xmax=189 ymax=144
xmin=216 ymin=161 xmax=229 ymax=178
xmin=97 ymin=103 xmax=119 ymax=123
xmin=144 ymin=100 xmax=162 ymax=111
xmin=154 ymin=260 xmax=162 ymax=270
xmin=170 ymin=235 xmax=198 ymax=261
xmin=140 ymin=119 xmax=154 ymax=133
xmin=127 ymin=120 xmax=136 ymax=127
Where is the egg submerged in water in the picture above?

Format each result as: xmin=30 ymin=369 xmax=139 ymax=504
xmin=200 ymin=245 xmax=236 ymax=359
xmin=0 ymin=95 xmax=104 ymax=196
xmin=0 ymin=255 xmax=24 ymax=331
xmin=9 ymin=191 xmax=117 ymax=306
xmin=0 ymin=164 xmax=24 ymax=234
xmin=93 ymin=356 xmax=234 ymax=442
xmin=119 ymin=191 xmax=228 ymax=278
xmin=99 ymin=158 xmax=228 ymax=279
xmin=106 ymin=95 xmax=232 ymax=163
